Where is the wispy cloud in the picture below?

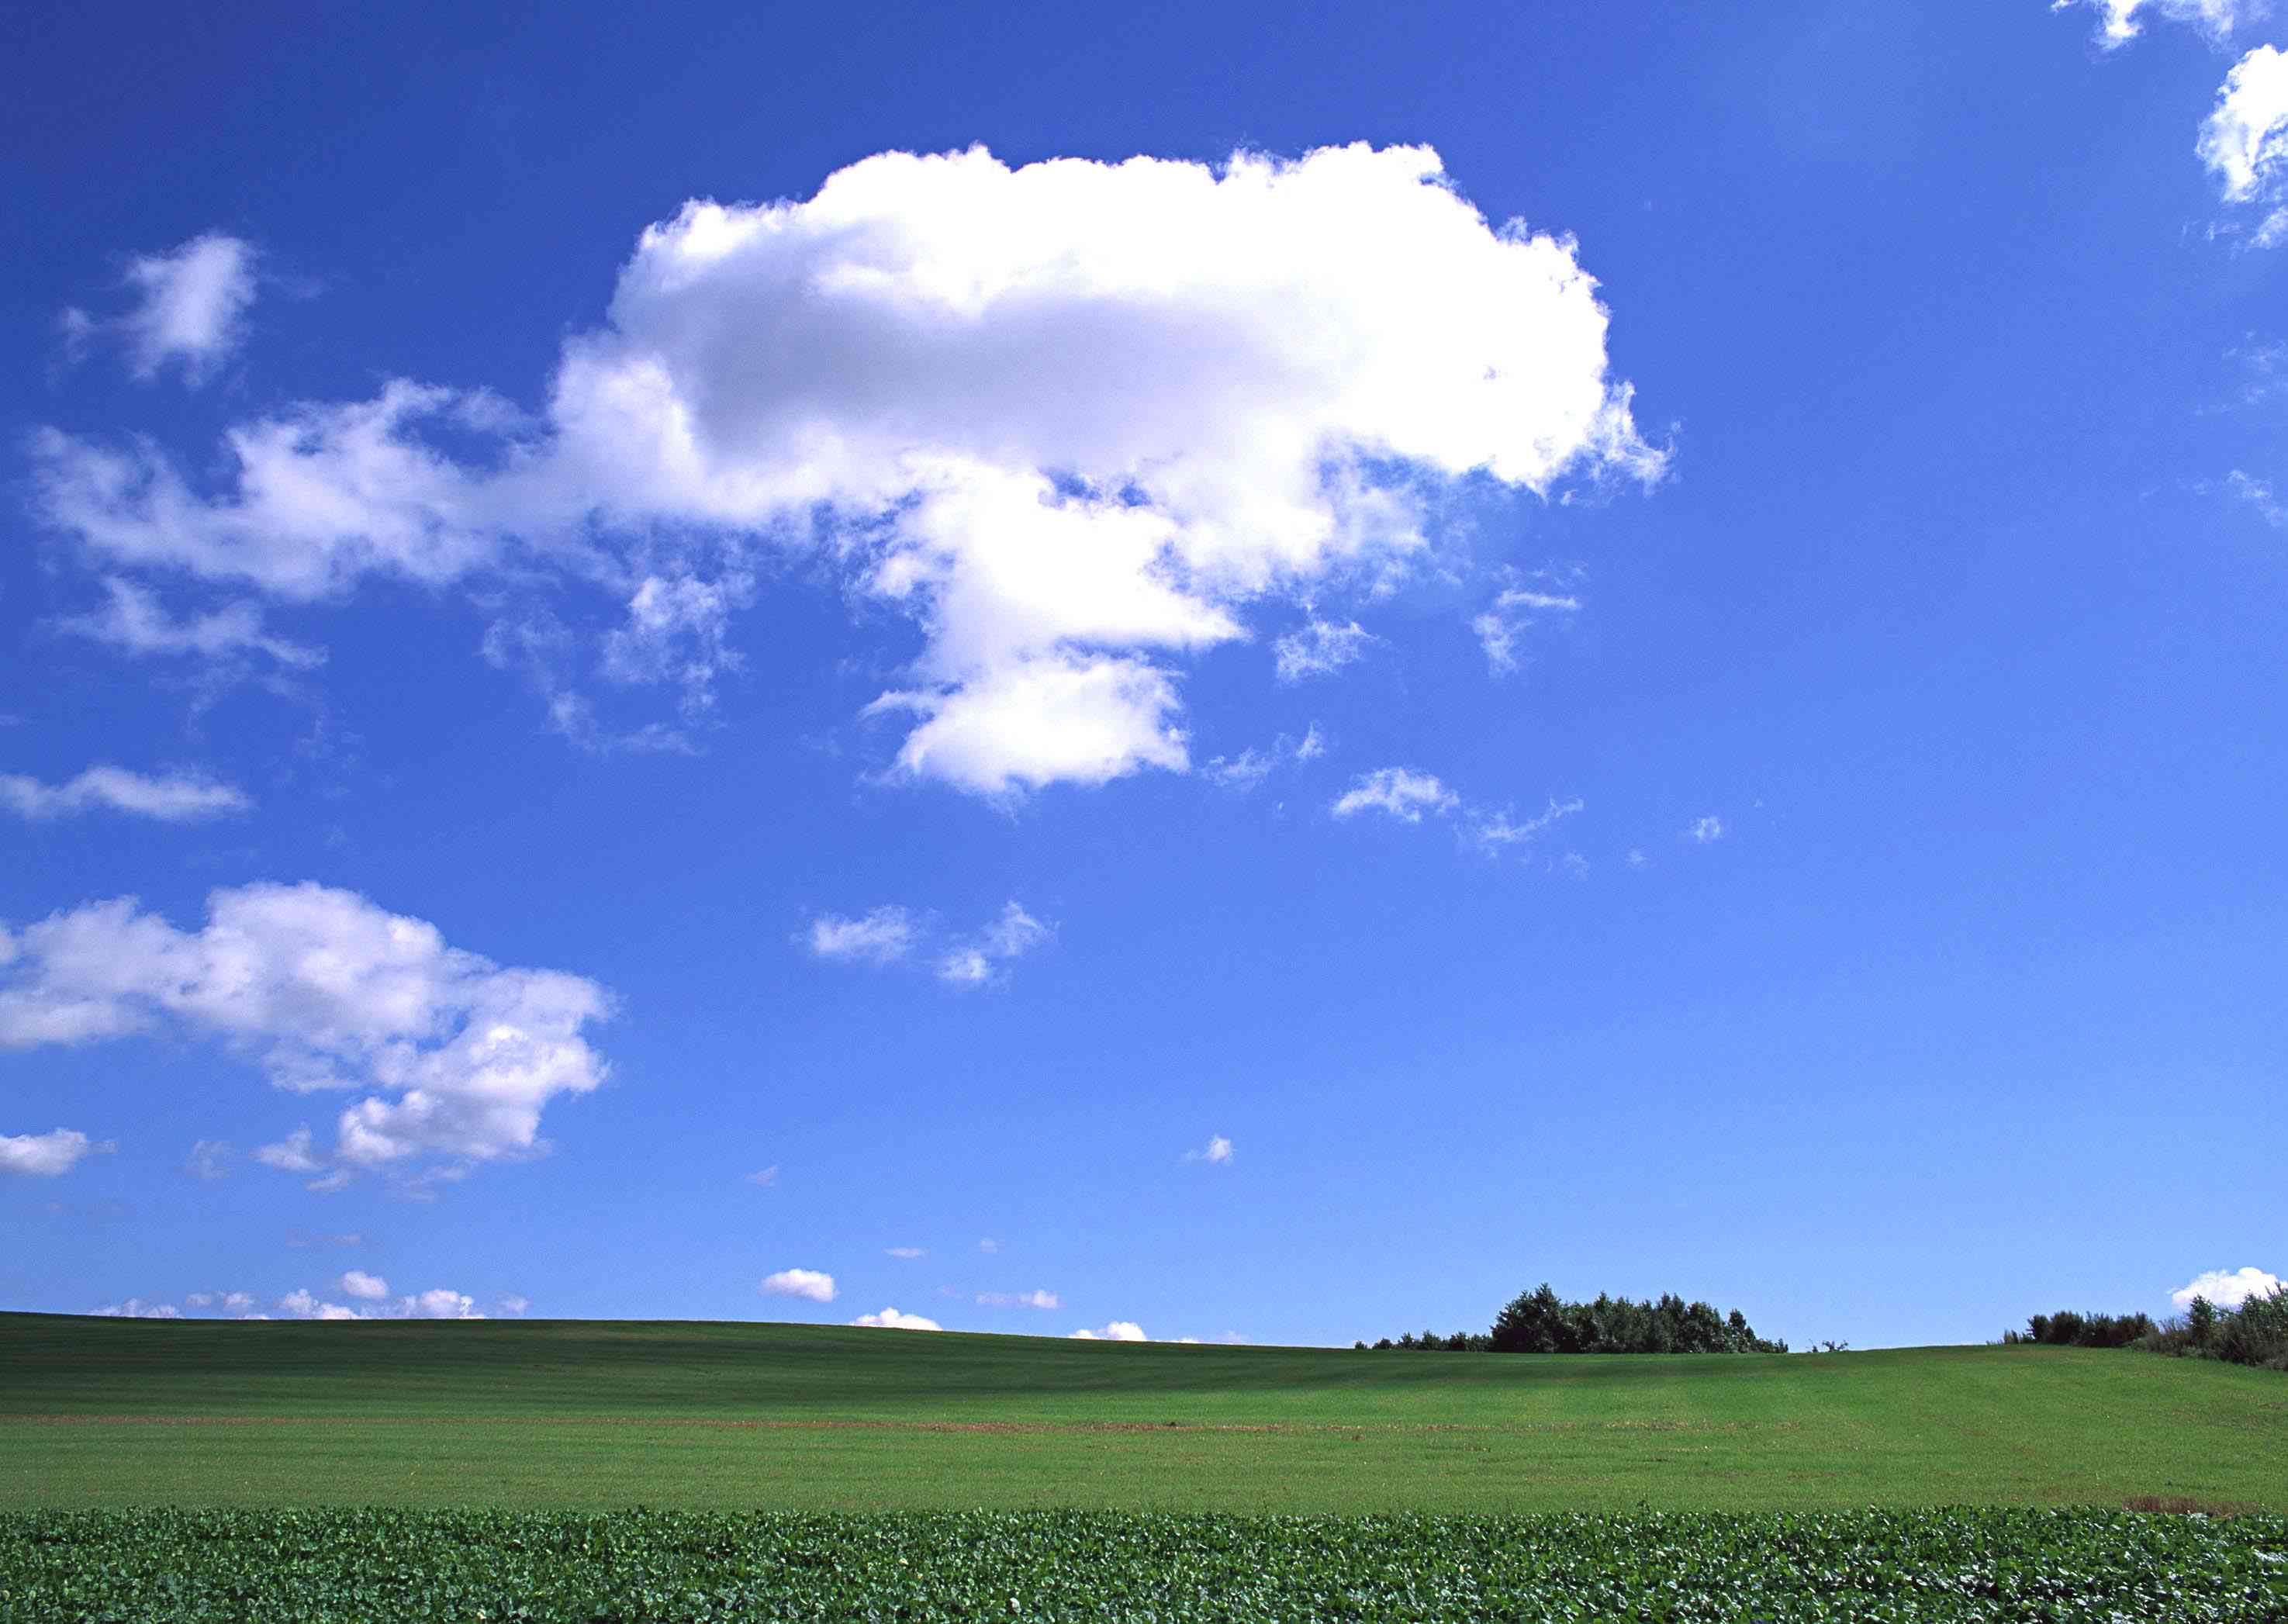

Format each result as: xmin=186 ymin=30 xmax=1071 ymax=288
xmin=1273 ymin=620 xmax=1378 ymax=683
xmin=1688 ymin=815 xmax=1726 ymax=844
xmin=976 ymin=1288 xmax=1061 ymax=1309
xmin=1 ymin=765 xmax=250 ymax=822
xmin=63 ymin=232 xmax=261 ymax=384
xmin=1183 ymin=1135 xmax=1236 ymax=1166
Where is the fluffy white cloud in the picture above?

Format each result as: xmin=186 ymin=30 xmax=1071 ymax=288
xmin=339 ymin=1270 xmax=389 ymax=1301
xmin=1473 ymin=583 xmax=1581 ymax=676
xmin=1 ymin=765 xmax=250 ymax=823
xmin=806 ymin=907 xmax=920 ymax=965
xmin=851 ymin=1305 xmax=942 ymax=1329
xmin=33 ymin=145 xmax=1657 ymax=794
xmin=278 ymin=1287 xmax=362 ymax=1320
xmin=1689 ymin=815 xmax=1726 ymax=844
xmin=2201 ymin=46 xmax=2288 ymax=244
xmin=1184 ymin=1135 xmax=1236 ymax=1165
xmin=0 ymin=883 xmax=613 ymax=1182
xmin=2055 ymin=0 xmax=2259 ymax=47
xmin=760 ymin=1267 xmax=838 ymax=1303
xmin=1071 ymin=1321 xmax=1148 ymax=1342
xmin=0 ymin=1127 xmax=114 ymax=1177
xmin=56 ymin=578 xmax=324 ymax=669
xmin=63 ymin=233 xmax=260 ymax=384
xmin=976 ymin=1288 xmax=1061 ymax=1308
xmin=403 ymin=1288 xmax=480 ymax=1319
xmin=1272 ymin=620 xmax=1377 ymax=683
xmin=2172 ymin=1266 xmax=2284 ymax=1307
xmin=1331 ymin=768 xmax=1457 ymax=824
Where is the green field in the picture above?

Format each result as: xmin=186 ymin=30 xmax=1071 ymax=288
xmin=5 ymin=1312 xmax=2285 ymax=1514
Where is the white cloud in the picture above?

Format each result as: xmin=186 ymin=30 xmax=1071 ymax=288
xmin=746 ymin=1165 xmax=779 ymax=1187
xmin=184 ymin=1139 xmax=234 ymax=1180
xmin=1689 ymin=815 xmax=1726 ymax=843
xmin=2228 ymin=469 xmax=2287 ymax=523
xmin=2055 ymin=0 xmax=2259 ymax=47
xmin=1202 ymin=725 xmax=1324 ymax=791
xmin=1331 ymin=767 xmax=1458 ymax=824
xmin=278 ymin=1287 xmax=362 ymax=1321
xmin=936 ymin=900 xmax=1052 ymax=988
xmin=403 ymin=1288 xmax=481 ymax=1319
xmin=1472 ymin=582 xmax=1581 ymax=676
xmin=1184 ymin=1134 xmax=1236 ymax=1165
xmin=1272 ymin=620 xmax=1377 ymax=683
xmin=498 ymin=1294 xmax=531 ymax=1315
xmin=1470 ymin=796 xmax=1584 ymax=855
xmin=978 ymin=1237 xmax=1001 ymax=1254
xmin=976 ymin=1288 xmax=1061 ymax=1308
xmin=56 ymin=578 xmax=323 ymax=668
xmin=2201 ymin=46 xmax=2288 ymax=244
xmin=339 ymin=1270 xmax=389 ymax=1301
xmin=1 ymin=766 xmax=250 ymax=823
xmin=32 ymin=145 xmax=1657 ymax=794
xmin=886 ymin=1246 xmax=927 ymax=1259
xmin=64 ymin=233 xmax=260 ymax=384
xmin=806 ymin=907 xmax=920 ymax=965
xmin=0 ymin=1128 xmax=114 ymax=1177
xmin=1071 ymin=1321 xmax=1148 ymax=1342
xmin=94 ymin=1298 xmax=181 ymax=1318
xmin=760 ymin=1267 xmax=837 ymax=1303
xmin=0 ymin=883 xmax=613 ymax=1183
xmin=2172 ymin=1266 xmax=2284 ymax=1307
xmin=851 ymin=1305 xmax=942 ymax=1329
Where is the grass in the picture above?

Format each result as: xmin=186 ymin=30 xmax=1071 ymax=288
xmin=3 ymin=1311 xmax=2284 ymax=1513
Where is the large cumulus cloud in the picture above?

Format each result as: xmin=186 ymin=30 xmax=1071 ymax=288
xmin=34 ymin=143 xmax=1659 ymax=793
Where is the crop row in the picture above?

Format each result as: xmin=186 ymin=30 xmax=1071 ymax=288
xmin=2 ymin=1507 xmax=2283 ymax=1622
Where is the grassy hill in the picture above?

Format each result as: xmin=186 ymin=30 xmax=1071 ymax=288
xmin=3 ymin=1312 xmax=2283 ymax=1512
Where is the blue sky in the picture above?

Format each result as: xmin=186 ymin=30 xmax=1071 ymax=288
xmin=2 ymin=0 xmax=2283 ymax=1348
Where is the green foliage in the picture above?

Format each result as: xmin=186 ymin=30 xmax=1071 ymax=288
xmin=2005 ymin=1311 xmax=2156 ymax=1349
xmin=1482 ymin=1284 xmax=1787 ymax=1354
xmin=2139 ymin=1288 xmax=2288 ymax=1373
xmin=2 ymin=1507 xmax=2282 ymax=1623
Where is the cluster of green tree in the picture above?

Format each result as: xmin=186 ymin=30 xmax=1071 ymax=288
xmin=1355 ymin=1284 xmax=1786 ymax=1355
xmin=2001 ymin=1310 xmax=2155 ymax=1349
xmin=2141 ymin=1287 xmax=2288 ymax=1372
xmin=2004 ymin=1287 xmax=2287 ymax=1372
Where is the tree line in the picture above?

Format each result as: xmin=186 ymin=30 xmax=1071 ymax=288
xmin=2006 ymin=1286 xmax=2287 ymax=1372
xmin=1358 ymin=1284 xmax=1787 ymax=1356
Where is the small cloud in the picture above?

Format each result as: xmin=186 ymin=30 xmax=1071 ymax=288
xmin=68 ymin=232 xmax=261 ymax=384
xmin=760 ymin=1267 xmax=838 ymax=1304
xmin=1070 ymin=1321 xmax=1148 ymax=1342
xmin=979 ymin=1237 xmax=1001 ymax=1254
xmin=497 ymin=1294 xmax=531 ymax=1315
xmin=937 ymin=900 xmax=1053 ymax=989
xmin=2228 ymin=469 xmax=2286 ymax=525
xmin=885 ymin=1246 xmax=927 ymax=1259
xmin=976 ymin=1289 xmax=1061 ymax=1309
xmin=338 ymin=1270 xmax=389 ymax=1301
xmin=1331 ymin=767 xmax=1457 ymax=824
xmin=278 ymin=1287 xmax=361 ymax=1321
xmin=1203 ymin=726 xmax=1326 ymax=792
xmin=1626 ymin=848 xmax=1649 ymax=869
xmin=804 ymin=907 xmax=920 ymax=966
xmin=93 ymin=1298 xmax=181 ymax=1319
xmin=184 ymin=1139 xmax=234 ymax=1181
xmin=746 ymin=1166 xmax=779 ymax=1187
xmin=402 ymin=1288 xmax=482 ymax=1320
xmin=1688 ymin=815 xmax=1726 ymax=844
xmin=55 ymin=578 xmax=323 ymax=669
xmin=0 ymin=766 xmax=251 ymax=823
xmin=1273 ymin=620 xmax=1377 ymax=683
xmin=850 ymin=1305 xmax=942 ymax=1329
xmin=1472 ymin=579 xmax=1582 ymax=676
xmin=1469 ymin=796 xmax=1583 ymax=855
xmin=2172 ymin=1266 xmax=2283 ymax=1308
xmin=0 ymin=1128 xmax=115 ymax=1178
xmin=254 ymin=1128 xmax=323 ymax=1174
xmin=1183 ymin=1135 xmax=1236 ymax=1166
